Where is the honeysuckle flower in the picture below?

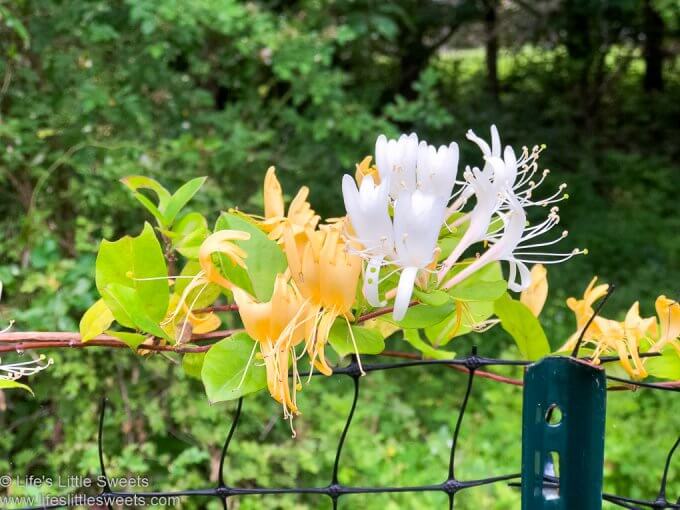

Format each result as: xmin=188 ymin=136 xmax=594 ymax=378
xmin=561 ymin=276 xmax=610 ymax=352
xmin=199 ymin=230 xmax=251 ymax=290
xmin=442 ymin=192 xmax=529 ymax=291
xmin=375 ymin=133 xmax=418 ymax=198
xmin=466 ymin=125 xmax=566 ymax=210
xmin=283 ymin=220 xmax=362 ymax=374
xmin=439 ymin=129 xmax=582 ymax=292
xmin=166 ymin=230 xmax=250 ymax=341
xmin=342 ymin=171 xmax=447 ymax=320
xmin=438 ymin=162 xmax=504 ymax=283
xmin=391 ymin=190 xmax=448 ymax=320
xmin=561 ymin=277 xmax=664 ymax=378
xmin=354 ymin=155 xmax=380 ymax=186
xmin=342 ymin=174 xmax=394 ymax=307
xmin=520 ymin=264 xmax=548 ymax=317
xmin=257 ymin=167 xmax=320 ymax=243
xmin=0 ymin=354 xmax=53 ymax=381
xmin=416 ymin=141 xmax=459 ymax=197
xmin=649 ymin=296 xmax=680 ymax=353
xmin=232 ymin=274 xmax=310 ymax=419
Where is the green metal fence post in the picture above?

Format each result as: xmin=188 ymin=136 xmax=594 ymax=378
xmin=521 ymin=356 xmax=607 ymax=509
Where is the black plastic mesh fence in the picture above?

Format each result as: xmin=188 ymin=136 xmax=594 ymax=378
xmin=10 ymin=348 xmax=680 ymax=510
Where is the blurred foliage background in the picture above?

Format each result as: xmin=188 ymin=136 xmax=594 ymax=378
xmin=0 ymin=0 xmax=679 ymax=508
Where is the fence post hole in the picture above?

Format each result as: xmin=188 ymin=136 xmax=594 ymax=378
xmin=521 ymin=356 xmax=606 ymax=510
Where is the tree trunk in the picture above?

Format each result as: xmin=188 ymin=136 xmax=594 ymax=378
xmin=485 ymin=0 xmax=500 ymax=101
xmin=643 ymin=0 xmax=664 ymax=92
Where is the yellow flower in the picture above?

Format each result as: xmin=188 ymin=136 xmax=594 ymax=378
xmin=650 ymin=296 xmax=680 ymax=354
xmin=566 ymin=276 xmax=610 ymax=337
xmin=260 ymin=166 xmax=319 ymax=243
xmin=165 ymin=230 xmax=250 ymax=342
xmin=354 ymin=155 xmax=380 ymax=186
xmin=520 ymin=264 xmax=548 ymax=317
xmin=563 ymin=276 xmax=661 ymax=379
xmin=283 ymin=220 xmax=362 ymax=375
xmin=232 ymin=275 xmax=310 ymax=417
xmin=199 ymin=230 xmax=250 ymax=290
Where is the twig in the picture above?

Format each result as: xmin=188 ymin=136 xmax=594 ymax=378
xmin=194 ymin=303 xmax=240 ymax=314
xmin=0 ymin=329 xmax=238 ymax=354
xmin=357 ymin=301 xmax=418 ymax=323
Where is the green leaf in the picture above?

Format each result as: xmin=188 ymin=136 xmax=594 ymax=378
xmin=163 ymin=177 xmax=207 ymax=227
xmin=424 ymin=300 xmax=495 ymax=346
xmin=449 ymin=280 xmax=507 ymax=302
xmin=121 ymin=176 xmax=172 ymax=227
xmin=132 ymin=192 xmax=166 ymax=227
xmin=79 ymin=298 xmax=114 ymax=342
xmin=394 ymin=300 xmax=456 ymax=329
xmin=214 ymin=212 xmax=287 ymax=301
xmin=201 ymin=333 xmax=266 ymax=403
xmin=646 ymin=347 xmax=680 ymax=379
xmin=412 ymin=289 xmax=452 ymax=306
xmin=169 ymin=212 xmax=209 ymax=259
xmin=328 ymin=321 xmax=385 ymax=357
xmin=182 ymin=352 xmax=205 ymax=380
xmin=106 ymin=330 xmax=147 ymax=351
xmin=494 ymin=293 xmax=550 ymax=360
xmin=95 ymin=223 xmax=169 ymax=328
xmin=121 ymin=176 xmax=172 ymax=210
xmin=0 ymin=379 xmax=34 ymax=395
xmin=102 ymin=284 xmax=170 ymax=340
xmin=403 ymin=329 xmax=456 ymax=360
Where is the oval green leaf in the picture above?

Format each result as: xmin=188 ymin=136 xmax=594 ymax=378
xmin=201 ymin=333 xmax=266 ymax=403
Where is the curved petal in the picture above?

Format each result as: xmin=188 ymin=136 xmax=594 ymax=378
xmin=363 ymin=256 xmax=386 ymax=307
xmin=393 ymin=266 xmax=419 ymax=321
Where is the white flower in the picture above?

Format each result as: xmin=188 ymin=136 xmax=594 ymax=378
xmin=467 ymin=125 xmax=568 ymax=209
xmin=0 ymin=354 xmax=53 ymax=381
xmin=342 ymin=174 xmax=395 ymax=307
xmin=416 ymin=141 xmax=459 ymax=197
xmin=441 ymin=192 xmax=583 ymax=292
xmin=375 ymin=133 xmax=418 ymax=199
xmin=391 ymin=190 xmax=448 ymax=319
xmin=438 ymin=159 xmax=505 ymax=281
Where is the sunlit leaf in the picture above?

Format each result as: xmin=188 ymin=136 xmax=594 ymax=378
xmin=163 ymin=177 xmax=207 ymax=227
xmin=449 ymin=280 xmax=507 ymax=302
xmin=95 ymin=223 xmax=169 ymax=328
xmin=328 ymin=321 xmax=385 ymax=357
xmin=494 ymin=293 xmax=550 ymax=360
xmin=79 ymin=298 xmax=115 ymax=342
xmin=0 ymin=379 xmax=33 ymax=395
xmin=425 ymin=300 xmax=495 ymax=346
xmin=201 ymin=333 xmax=266 ymax=402
xmin=393 ymin=300 xmax=455 ymax=329
xmin=103 ymin=284 xmax=170 ymax=340
xmin=403 ymin=329 xmax=456 ymax=360
xmin=646 ymin=347 xmax=680 ymax=379
xmin=169 ymin=212 xmax=209 ymax=259
xmin=106 ymin=330 xmax=147 ymax=351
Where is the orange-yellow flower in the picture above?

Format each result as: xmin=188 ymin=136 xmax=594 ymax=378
xmin=520 ymin=264 xmax=548 ymax=317
xmin=259 ymin=167 xmax=319 ymax=243
xmin=354 ymin=155 xmax=380 ymax=186
xmin=232 ymin=275 xmax=310 ymax=418
xmin=165 ymin=230 xmax=250 ymax=342
xmin=283 ymin=220 xmax=362 ymax=375
xmin=650 ymin=296 xmax=680 ymax=354
xmin=562 ymin=276 xmax=671 ymax=379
